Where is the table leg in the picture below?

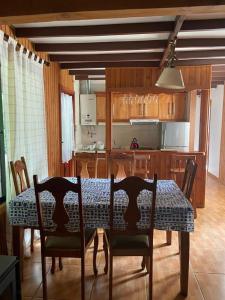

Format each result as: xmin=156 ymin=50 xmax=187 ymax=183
xmin=180 ymin=231 xmax=189 ymax=296
xmin=13 ymin=226 xmax=24 ymax=280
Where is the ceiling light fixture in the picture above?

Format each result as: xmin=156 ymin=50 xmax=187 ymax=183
xmin=155 ymin=38 xmax=185 ymax=90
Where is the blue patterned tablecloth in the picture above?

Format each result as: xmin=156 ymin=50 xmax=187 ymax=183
xmin=8 ymin=178 xmax=194 ymax=232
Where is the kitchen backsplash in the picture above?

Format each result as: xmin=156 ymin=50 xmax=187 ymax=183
xmin=77 ymin=124 xmax=161 ymax=149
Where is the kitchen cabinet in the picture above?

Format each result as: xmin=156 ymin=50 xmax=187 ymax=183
xmin=112 ymin=93 xmax=130 ymax=122
xmin=159 ymin=94 xmax=173 ymax=120
xmin=96 ymin=92 xmax=106 ymax=122
xmin=159 ymin=93 xmax=186 ymax=121
xmin=129 ymin=94 xmax=159 ymax=119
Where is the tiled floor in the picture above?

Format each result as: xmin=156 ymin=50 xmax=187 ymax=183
xmin=22 ymin=176 xmax=225 ymax=299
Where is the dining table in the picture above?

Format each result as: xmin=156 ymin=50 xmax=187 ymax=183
xmin=9 ymin=177 xmax=194 ymax=296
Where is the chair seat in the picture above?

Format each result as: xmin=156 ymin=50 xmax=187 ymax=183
xmin=106 ymin=231 xmax=149 ymax=249
xmin=45 ymin=229 xmax=96 ymax=250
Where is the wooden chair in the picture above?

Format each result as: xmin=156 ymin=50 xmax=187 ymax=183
xmin=10 ymin=157 xmax=61 ymax=274
xmin=33 ymin=176 xmax=98 ymax=300
xmin=10 ymin=157 xmax=34 ymax=252
xmin=133 ymin=154 xmax=151 ymax=178
xmin=103 ymin=174 xmax=157 ymax=300
xmin=76 ymin=152 xmax=99 ymax=178
xmin=170 ymin=154 xmax=196 ymax=188
xmin=167 ymin=159 xmax=198 ymax=245
xmin=108 ymin=152 xmax=134 ymax=179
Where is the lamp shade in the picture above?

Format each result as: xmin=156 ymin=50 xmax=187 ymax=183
xmin=155 ymin=67 xmax=185 ymax=90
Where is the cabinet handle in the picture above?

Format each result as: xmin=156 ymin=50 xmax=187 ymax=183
xmin=139 ymin=103 xmax=142 ymax=115
xmin=168 ymin=103 xmax=170 ymax=115
xmin=173 ymin=101 xmax=175 ymax=115
xmin=143 ymin=103 xmax=145 ymax=116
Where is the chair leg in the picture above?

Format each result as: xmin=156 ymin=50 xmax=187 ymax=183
xmin=30 ymin=229 xmax=34 ymax=252
xmin=148 ymin=255 xmax=153 ymax=300
xmin=41 ymin=255 xmax=47 ymax=300
xmin=81 ymin=256 xmax=85 ymax=300
xmin=103 ymin=234 xmax=108 ymax=274
xmin=59 ymin=257 xmax=63 ymax=271
xmin=141 ymin=256 xmax=146 ymax=270
xmin=51 ymin=257 xmax=55 ymax=274
xmin=166 ymin=230 xmax=172 ymax=245
xmin=109 ymin=254 xmax=113 ymax=300
xmin=93 ymin=233 xmax=99 ymax=276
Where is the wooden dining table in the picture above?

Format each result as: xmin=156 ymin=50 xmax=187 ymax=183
xmin=9 ymin=178 xmax=194 ymax=296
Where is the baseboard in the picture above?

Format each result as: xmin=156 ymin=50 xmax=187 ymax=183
xmin=207 ymin=172 xmax=219 ymax=181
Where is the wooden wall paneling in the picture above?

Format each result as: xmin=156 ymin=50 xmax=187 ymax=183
xmin=219 ymin=84 xmax=225 ymax=184
xmin=60 ymin=70 xmax=74 ymax=93
xmin=199 ymin=90 xmax=210 ymax=156
xmin=189 ymin=90 xmax=197 ymax=151
xmin=106 ymin=66 xmax=212 ymax=91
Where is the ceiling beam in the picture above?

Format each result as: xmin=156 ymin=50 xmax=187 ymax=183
xmin=3 ymin=1 xmax=225 ymax=24
xmin=75 ymin=76 xmax=105 ymax=80
xmin=35 ymin=39 xmax=225 ymax=52
xmin=61 ymin=61 xmax=160 ymax=69
xmin=69 ymin=70 xmax=105 ymax=76
xmin=15 ymin=18 xmax=225 ymax=38
xmin=160 ymin=15 xmax=185 ymax=67
xmin=15 ymin=22 xmax=174 ymax=38
xmin=62 ymin=58 xmax=225 ymax=70
xmin=50 ymin=53 xmax=162 ymax=62
xmin=50 ymin=50 xmax=225 ymax=63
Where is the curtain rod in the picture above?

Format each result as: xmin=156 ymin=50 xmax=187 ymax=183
xmin=3 ymin=33 xmax=50 ymax=67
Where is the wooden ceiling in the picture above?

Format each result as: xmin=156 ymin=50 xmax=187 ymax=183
xmin=6 ymin=4 xmax=225 ymax=86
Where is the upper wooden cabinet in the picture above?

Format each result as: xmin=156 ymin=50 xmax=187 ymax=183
xmin=159 ymin=93 xmax=186 ymax=121
xmin=95 ymin=92 xmax=187 ymax=122
xmin=112 ymin=93 xmax=130 ymax=121
xmin=96 ymin=92 xmax=106 ymax=122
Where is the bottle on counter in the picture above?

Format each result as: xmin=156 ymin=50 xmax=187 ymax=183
xmin=130 ymin=137 xmax=139 ymax=150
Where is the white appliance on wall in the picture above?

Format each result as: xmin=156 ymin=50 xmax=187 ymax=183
xmin=80 ymin=94 xmax=96 ymax=125
xmin=161 ymin=122 xmax=190 ymax=151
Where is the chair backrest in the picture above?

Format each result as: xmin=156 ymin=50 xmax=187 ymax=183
xmin=33 ymin=176 xmax=84 ymax=249
xmin=110 ymin=174 xmax=157 ymax=236
xmin=182 ymin=159 xmax=198 ymax=200
xmin=133 ymin=154 xmax=151 ymax=178
xmin=76 ymin=152 xmax=99 ymax=178
xmin=170 ymin=154 xmax=196 ymax=173
xmin=108 ymin=152 xmax=134 ymax=179
xmin=10 ymin=157 xmax=30 ymax=195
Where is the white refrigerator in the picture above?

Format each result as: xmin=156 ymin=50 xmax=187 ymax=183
xmin=161 ymin=122 xmax=190 ymax=151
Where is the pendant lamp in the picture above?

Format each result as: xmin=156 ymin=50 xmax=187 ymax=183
xmin=155 ymin=39 xmax=185 ymax=90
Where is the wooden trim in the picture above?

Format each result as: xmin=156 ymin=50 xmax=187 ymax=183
xmin=219 ymin=84 xmax=225 ymax=184
xmin=199 ymin=90 xmax=210 ymax=157
xmin=69 ymin=70 xmax=105 ymax=76
xmin=4 ymin=5 xmax=225 ymax=25
xmin=189 ymin=90 xmax=197 ymax=151
xmin=63 ymin=62 xmax=160 ymax=69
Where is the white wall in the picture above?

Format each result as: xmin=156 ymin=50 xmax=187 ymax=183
xmin=208 ymin=85 xmax=224 ymax=177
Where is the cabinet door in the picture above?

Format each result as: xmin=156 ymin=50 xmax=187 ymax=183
xmin=159 ymin=94 xmax=173 ymax=120
xmin=130 ymin=101 xmax=144 ymax=119
xmin=171 ymin=93 xmax=186 ymax=121
xmin=96 ymin=93 xmax=106 ymax=122
xmin=112 ymin=94 xmax=130 ymax=121
xmin=143 ymin=96 xmax=159 ymax=118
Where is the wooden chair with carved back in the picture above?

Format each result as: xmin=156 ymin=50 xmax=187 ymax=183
xmin=10 ymin=157 xmax=34 ymax=252
xmin=103 ymin=174 xmax=157 ymax=300
xmin=76 ymin=152 xmax=99 ymax=178
xmin=167 ymin=159 xmax=198 ymax=245
xmin=10 ymin=157 xmax=61 ymax=275
xmin=108 ymin=152 xmax=134 ymax=179
xmin=133 ymin=154 xmax=151 ymax=178
xmin=33 ymin=176 xmax=99 ymax=300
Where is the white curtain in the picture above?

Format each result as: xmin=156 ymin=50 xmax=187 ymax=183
xmin=61 ymin=92 xmax=75 ymax=163
xmin=0 ymin=30 xmax=48 ymax=254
